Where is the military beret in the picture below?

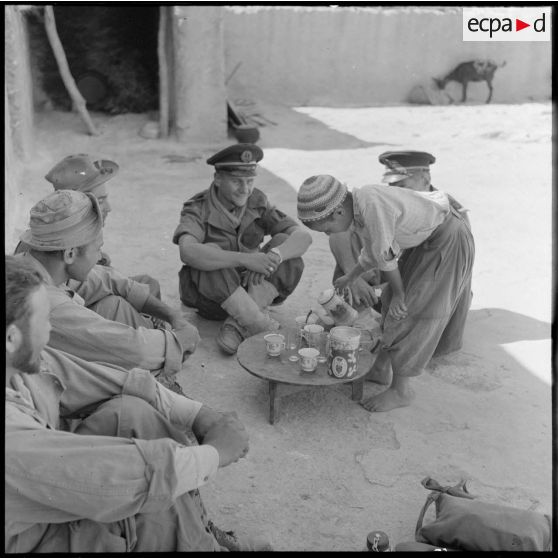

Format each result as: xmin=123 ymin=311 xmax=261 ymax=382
xmin=45 ymin=153 xmax=119 ymax=192
xmin=207 ymin=143 xmax=263 ymax=177
xmin=379 ymin=150 xmax=435 ymax=184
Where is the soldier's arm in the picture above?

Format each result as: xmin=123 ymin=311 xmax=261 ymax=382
xmin=267 ymin=225 xmax=312 ymax=262
xmin=178 ymin=234 xmax=277 ymax=276
xmin=178 ymin=234 xmax=250 ymax=271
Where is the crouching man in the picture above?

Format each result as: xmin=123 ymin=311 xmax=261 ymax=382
xmin=173 ymin=143 xmax=312 ymax=354
xmin=5 ymin=255 xmax=272 ymax=552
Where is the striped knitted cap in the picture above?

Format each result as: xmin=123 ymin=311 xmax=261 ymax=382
xmin=297 ymin=175 xmax=348 ymax=222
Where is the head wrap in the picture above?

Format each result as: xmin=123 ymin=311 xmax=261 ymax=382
xmin=45 ymin=153 xmax=119 ymax=192
xmin=20 ymin=190 xmax=103 ymax=251
xmin=297 ymin=175 xmax=348 ymax=222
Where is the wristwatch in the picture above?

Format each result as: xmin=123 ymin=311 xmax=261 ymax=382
xmin=269 ymin=247 xmax=283 ymax=264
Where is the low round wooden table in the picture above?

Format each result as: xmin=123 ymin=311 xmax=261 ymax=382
xmin=237 ymin=331 xmax=376 ymax=424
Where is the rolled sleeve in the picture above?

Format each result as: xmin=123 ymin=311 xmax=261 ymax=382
xmin=5 ymin=420 xmax=217 ymax=524
xmin=173 ymin=202 xmax=205 ymax=245
xmin=358 ymin=244 xmax=400 ymax=272
xmin=173 ymin=445 xmax=219 ymax=495
xmin=161 ymin=329 xmax=185 ymax=375
xmin=132 ymin=438 xmax=219 ymax=508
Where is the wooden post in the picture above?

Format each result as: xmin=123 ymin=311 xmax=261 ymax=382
xmin=158 ymin=5 xmax=169 ymax=138
xmin=172 ymin=6 xmax=227 ymax=143
xmin=43 ymin=6 xmax=99 ymax=136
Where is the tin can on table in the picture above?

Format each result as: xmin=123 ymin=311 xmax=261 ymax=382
xmin=327 ymin=326 xmax=361 ymax=379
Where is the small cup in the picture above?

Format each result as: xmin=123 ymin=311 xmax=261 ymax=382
xmin=303 ymin=323 xmax=324 ymax=347
xmin=264 ymin=333 xmax=285 ymax=357
xmin=298 ymin=347 xmax=319 ymax=372
xmin=295 ymin=315 xmax=309 ymax=329
xmin=313 ymin=331 xmax=330 ymax=363
xmin=285 ymin=326 xmax=301 ymax=362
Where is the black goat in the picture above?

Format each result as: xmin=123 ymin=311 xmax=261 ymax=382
xmin=433 ymin=60 xmax=506 ymax=104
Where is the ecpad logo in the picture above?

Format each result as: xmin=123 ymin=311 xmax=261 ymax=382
xmin=463 ymin=7 xmax=551 ymax=42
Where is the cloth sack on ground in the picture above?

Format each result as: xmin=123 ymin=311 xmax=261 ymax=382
xmin=415 ymin=477 xmax=552 ymax=551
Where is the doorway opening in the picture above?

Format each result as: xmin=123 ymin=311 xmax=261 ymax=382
xmin=26 ymin=6 xmax=159 ymax=114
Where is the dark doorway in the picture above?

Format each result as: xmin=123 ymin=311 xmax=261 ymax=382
xmin=26 ymin=6 xmax=159 ymax=114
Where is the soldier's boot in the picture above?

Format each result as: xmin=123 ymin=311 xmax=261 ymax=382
xmin=217 ymin=284 xmax=280 ymax=355
xmin=247 ymin=279 xmax=280 ymax=310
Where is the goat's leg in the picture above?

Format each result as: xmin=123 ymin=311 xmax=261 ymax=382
xmin=486 ymin=80 xmax=493 ymax=103
xmin=461 ymin=81 xmax=468 ymax=103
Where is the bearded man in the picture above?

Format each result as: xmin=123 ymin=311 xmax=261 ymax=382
xmin=5 ymin=255 xmax=271 ymax=552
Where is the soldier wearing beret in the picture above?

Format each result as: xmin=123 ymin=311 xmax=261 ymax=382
xmin=17 ymin=190 xmax=200 ymax=382
xmin=297 ymin=171 xmax=474 ymax=413
xmin=328 ymin=151 xmax=473 ymax=356
xmin=173 ymin=143 xmax=312 ymax=355
xmin=15 ymin=154 xmax=167 ymax=330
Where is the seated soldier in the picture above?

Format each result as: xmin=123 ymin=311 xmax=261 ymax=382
xmin=173 ymin=143 xmax=312 ymax=355
xmin=5 ymin=255 xmax=272 ymax=552
xmin=16 ymin=153 xmax=164 ymax=328
xmin=17 ymin=189 xmax=200 ymax=383
xmin=328 ymin=150 xmax=472 ymax=356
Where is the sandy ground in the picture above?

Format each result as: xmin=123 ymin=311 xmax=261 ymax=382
xmin=15 ymin=99 xmax=552 ymax=551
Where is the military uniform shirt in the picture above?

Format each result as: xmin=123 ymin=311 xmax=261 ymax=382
xmin=172 ymin=185 xmax=298 ymax=254
xmin=67 ymin=264 xmax=151 ymax=311
xmin=5 ymin=347 xmax=219 ymax=553
xmin=20 ymin=253 xmax=184 ymax=375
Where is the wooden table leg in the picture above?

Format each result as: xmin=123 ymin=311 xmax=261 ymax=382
xmin=351 ymin=378 xmax=364 ymax=402
xmin=269 ymin=381 xmax=278 ymax=424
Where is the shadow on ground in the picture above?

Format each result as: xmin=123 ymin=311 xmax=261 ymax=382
xmin=14 ymin=105 xmax=552 ymax=551
xmin=244 ymin=101 xmax=398 ymax=151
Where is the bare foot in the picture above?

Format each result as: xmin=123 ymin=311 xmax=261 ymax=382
xmin=360 ymin=382 xmax=414 ymax=412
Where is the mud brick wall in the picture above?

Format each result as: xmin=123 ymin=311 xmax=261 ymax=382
xmin=223 ymin=6 xmax=551 ymax=106
xmin=5 ymin=5 xmax=35 ymax=250
xmin=172 ymin=6 xmax=227 ymax=143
